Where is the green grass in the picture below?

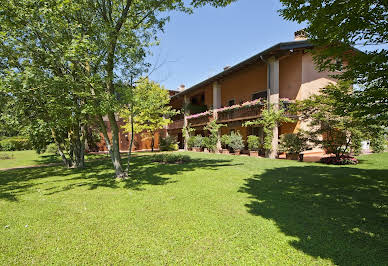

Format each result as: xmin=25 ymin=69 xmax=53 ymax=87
xmin=0 ymin=150 xmax=110 ymax=169
xmin=0 ymin=152 xmax=387 ymax=265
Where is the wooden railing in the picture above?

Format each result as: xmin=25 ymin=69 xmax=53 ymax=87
xmin=217 ymin=105 xmax=263 ymax=123
xmin=168 ymin=119 xmax=184 ymax=130
xmin=187 ymin=114 xmax=212 ymax=127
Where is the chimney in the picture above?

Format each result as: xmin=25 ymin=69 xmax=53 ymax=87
xmin=223 ymin=66 xmax=231 ymax=71
xmin=179 ymin=84 xmax=186 ymax=92
xmin=294 ymin=29 xmax=307 ymax=41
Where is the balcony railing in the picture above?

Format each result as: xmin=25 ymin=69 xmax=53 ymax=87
xmin=217 ymin=104 xmax=263 ymax=123
xmin=187 ymin=113 xmax=212 ymax=127
xmin=168 ymin=119 xmax=184 ymax=130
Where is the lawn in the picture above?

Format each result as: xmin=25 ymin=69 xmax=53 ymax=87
xmin=0 ymin=152 xmax=387 ymax=265
xmin=0 ymin=150 xmax=110 ymax=169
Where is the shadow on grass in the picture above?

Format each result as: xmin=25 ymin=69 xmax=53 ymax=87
xmin=0 ymin=155 xmax=238 ymax=201
xmin=239 ymin=165 xmax=388 ymax=265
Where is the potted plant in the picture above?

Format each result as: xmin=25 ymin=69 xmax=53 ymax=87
xmin=220 ymin=134 xmax=230 ymax=154
xmin=202 ymin=136 xmax=210 ymax=153
xmin=192 ymin=135 xmax=203 ymax=152
xmin=247 ymin=135 xmax=261 ymax=157
xmin=187 ymin=136 xmax=195 ymax=151
xmin=279 ymin=132 xmax=308 ymax=161
xmin=229 ymin=131 xmax=244 ymax=155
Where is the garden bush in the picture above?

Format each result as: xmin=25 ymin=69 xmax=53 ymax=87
xmin=370 ymin=131 xmax=386 ymax=153
xmin=193 ymin=135 xmax=203 ymax=148
xmin=152 ymin=153 xmax=190 ymax=164
xmin=187 ymin=136 xmax=195 ymax=149
xmin=159 ymin=136 xmax=179 ymax=151
xmin=0 ymin=153 xmax=14 ymax=160
xmin=247 ymin=135 xmax=261 ymax=151
xmin=45 ymin=143 xmax=59 ymax=154
xmin=0 ymin=136 xmax=32 ymax=151
xmin=320 ymin=155 xmax=359 ymax=165
xmin=228 ymin=132 xmax=244 ymax=151
xmin=220 ymin=135 xmax=230 ymax=149
xmin=279 ymin=133 xmax=308 ymax=154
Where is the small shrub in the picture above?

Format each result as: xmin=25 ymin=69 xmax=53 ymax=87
xmin=247 ymin=135 xmax=261 ymax=151
xmin=0 ymin=137 xmax=32 ymax=151
xmin=187 ymin=136 xmax=195 ymax=149
xmin=228 ymin=132 xmax=244 ymax=151
xmin=159 ymin=136 xmax=179 ymax=151
xmin=0 ymin=153 xmax=14 ymax=160
xmin=279 ymin=133 xmax=308 ymax=154
xmin=370 ymin=131 xmax=386 ymax=153
xmin=152 ymin=154 xmax=190 ymax=164
xmin=45 ymin=143 xmax=58 ymax=154
xmin=220 ymin=135 xmax=230 ymax=149
xmin=320 ymin=155 xmax=359 ymax=165
xmin=193 ymin=135 xmax=203 ymax=148
xmin=202 ymin=136 xmax=218 ymax=151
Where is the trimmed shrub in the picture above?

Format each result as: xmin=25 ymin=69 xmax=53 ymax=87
xmin=159 ymin=136 xmax=179 ymax=151
xmin=152 ymin=154 xmax=190 ymax=164
xmin=279 ymin=133 xmax=308 ymax=154
xmin=320 ymin=155 xmax=359 ymax=165
xmin=202 ymin=136 xmax=218 ymax=152
xmin=229 ymin=132 xmax=244 ymax=151
xmin=247 ymin=135 xmax=261 ymax=151
xmin=370 ymin=131 xmax=386 ymax=153
xmin=187 ymin=136 xmax=195 ymax=149
xmin=0 ymin=153 xmax=14 ymax=160
xmin=0 ymin=137 xmax=32 ymax=151
xmin=45 ymin=143 xmax=58 ymax=154
xmin=193 ymin=135 xmax=203 ymax=148
xmin=220 ymin=135 xmax=230 ymax=149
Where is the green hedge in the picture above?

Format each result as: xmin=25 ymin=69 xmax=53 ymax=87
xmin=0 ymin=137 xmax=32 ymax=151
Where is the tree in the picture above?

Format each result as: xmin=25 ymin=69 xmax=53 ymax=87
xmin=279 ymin=0 xmax=388 ymax=125
xmin=295 ymin=82 xmax=368 ymax=159
xmin=121 ymin=78 xmax=178 ymax=153
xmin=244 ymin=104 xmax=294 ymax=158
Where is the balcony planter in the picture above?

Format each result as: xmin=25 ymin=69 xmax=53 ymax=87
xmin=249 ymin=151 xmax=259 ymax=157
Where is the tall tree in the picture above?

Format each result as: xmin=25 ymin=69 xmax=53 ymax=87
xmin=279 ymin=0 xmax=388 ymax=125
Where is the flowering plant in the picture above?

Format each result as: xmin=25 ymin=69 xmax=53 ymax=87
xmin=320 ymin=155 xmax=359 ymax=165
xmin=216 ymin=98 xmax=264 ymax=113
xmin=186 ymin=110 xmax=212 ymax=119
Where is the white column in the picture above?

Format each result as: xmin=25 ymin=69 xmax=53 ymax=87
xmin=267 ymin=57 xmax=280 ymax=159
xmin=212 ymin=81 xmax=221 ymax=109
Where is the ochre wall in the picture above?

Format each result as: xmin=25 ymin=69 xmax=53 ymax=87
xmin=279 ymin=53 xmax=302 ymax=100
xmin=220 ymin=63 xmax=267 ymax=106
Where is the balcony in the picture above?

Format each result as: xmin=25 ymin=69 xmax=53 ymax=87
xmin=168 ymin=119 xmax=184 ymax=130
xmin=217 ymin=103 xmax=264 ymax=123
xmin=187 ymin=112 xmax=213 ymax=127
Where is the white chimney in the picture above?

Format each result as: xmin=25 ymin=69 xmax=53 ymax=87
xmin=294 ymin=30 xmax=307 ymax=41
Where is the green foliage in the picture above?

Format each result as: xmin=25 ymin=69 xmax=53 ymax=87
xmin=220 ymin=135 xmax=231 ymax=149
xmin=247 ymin=135 xmax=261 ymax=151
xmin=370 ymin=130 xmax=386 ymax=153
xmin=193 ymin=135 xmax=203 ymax=148
xmin=0 ymin=153 xmax=14 ymax=160
xmin=45 ymin=143 xmax=59 ymax=155
xmin=279 ymin=133 xmax=308 ymax=154
xmin=296 ymin=82 xmax=368 ymax=159
xmin=244 ymin=104 xmax=294 ymax=151
xmin=279 ymin=0 xmax=388 ymax=126
xmin=187 ymin=136 xmax=196 ymax=149
xmin=159 ymin=136 xmax=179 ymax=151
xmin=0 ymin=137 xmax=32 ymax=151
xmin=228 ymin=132 xmax=244 ymax=151
xmin=152 ymin=153 xmax=190 ymax=164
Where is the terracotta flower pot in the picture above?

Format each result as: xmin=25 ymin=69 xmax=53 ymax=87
xmin=204 ymin=148 xmax=209 ymax=153
xmin=222 ymin=149 xmax=230 ymax=155
xmin=249 ymin=151 xmax=259 ymax=157
xmin=193 ymin=147 xmax=201 ymax=152
xmin=286 ymin=153 xmax=299 ymax=160
xmin=234 ymin=149 xmax=241 ymax=155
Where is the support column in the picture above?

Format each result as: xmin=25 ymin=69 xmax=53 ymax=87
xmin=213 ymin=81 xmax=222 ymax=152
xmin=267 ymin=57 xmax=280 ymax=159
xmin=183 ymin=95 xmax=189 ymax=151
xmin=212 ymin=81 xmax=221 ymax=109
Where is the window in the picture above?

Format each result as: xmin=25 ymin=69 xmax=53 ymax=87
xmin=252 ymin=91 xmax=267 ymax=100
xmin=228 ymin=99 xmax=235 ymax=106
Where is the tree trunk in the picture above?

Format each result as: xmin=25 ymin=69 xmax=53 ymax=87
xmin=151 ymin=132 xmax=155 ymax=152
xmin=51 ymin=128 xmax=71 ymax=167
xmin=107 ymin=112 xmax=126 ymax=178
xmin=126 ymin=113 xmax=135 ymax=173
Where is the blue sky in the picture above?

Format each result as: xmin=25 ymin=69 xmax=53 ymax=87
xmin=147 ymin=0 xmax=305 ymax=91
